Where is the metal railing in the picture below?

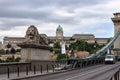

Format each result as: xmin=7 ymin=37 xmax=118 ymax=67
xmin=5 ymin=58 xmax=105 ymax=79
xmin=110 ymin=69 xmax=120 ymax=80
xmin=7 ymin=64 xmax=59 ymax=78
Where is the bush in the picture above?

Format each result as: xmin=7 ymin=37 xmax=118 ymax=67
xmin=0 ymin=59 xmax=2 ymax=62
xmin=6 ymin=57 xmax=14 ymax=62
xmin=15 ymin=57 xmax=21 ymax=62
xmin=57 ymin=54 xmax=68 ymax=60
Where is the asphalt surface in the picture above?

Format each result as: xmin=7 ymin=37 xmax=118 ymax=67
xmin=21 ymin=62 xmax=120 ymax=80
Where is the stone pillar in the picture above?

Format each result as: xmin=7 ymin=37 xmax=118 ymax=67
xmin=111 ymin=12 xmax=120 ymax=48
xmin=17 ymin=25 xmax=51 ymax=62
xmin=18 ymin=43 xmax=51 ymax=62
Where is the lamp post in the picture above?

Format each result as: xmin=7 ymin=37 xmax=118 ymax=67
xmin=94 ymin=45 xmax=96 ymax=54
xmin=70 ymin=48 xmax=75 ymax=59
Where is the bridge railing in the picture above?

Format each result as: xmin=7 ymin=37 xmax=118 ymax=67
xmin=4 ymin=58 xmax=105 ymax=79
xmin=55 ymin=57 xmax=105 ymax=69
xmin=110 ymin=69 xmax=120 ymax=80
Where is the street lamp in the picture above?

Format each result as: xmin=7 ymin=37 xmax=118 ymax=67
xmin=70 ymin=48 xmax=75 ymax=59
xmin=94 ymin=45 xmax=96 ymax=54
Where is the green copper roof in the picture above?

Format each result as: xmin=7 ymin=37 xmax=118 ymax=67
xmin=56 ymin=25 xmax=63 ymax=31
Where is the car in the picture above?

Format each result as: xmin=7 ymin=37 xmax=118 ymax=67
xmin=105 ymin=55 xmax=115 ymax=64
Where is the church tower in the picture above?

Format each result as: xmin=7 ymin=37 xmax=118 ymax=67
xmin=111 ymin=12 xmax=120 ymax=48
xmin=56 ymin=25 xmax=63 ymax=41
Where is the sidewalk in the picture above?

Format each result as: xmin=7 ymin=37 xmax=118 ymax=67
xmin=0 ymin=70 xmax=55 ymax=80
xmin=0 ymin=65 xmax=68 ymax=80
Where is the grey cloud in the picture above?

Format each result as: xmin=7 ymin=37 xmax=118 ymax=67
xmin=0 ymin=19 xmax=29 ymax=30
xmin=0 ymin=0 xmax=113 ymax=34
xmin=0 ymin=0 xmax=110 ymax=19
xmin=0 ymin=0 xmax=109 ymax=7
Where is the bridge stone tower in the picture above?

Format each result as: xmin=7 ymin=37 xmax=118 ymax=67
xmin=111 ymin=12 xmax=120 ymax=49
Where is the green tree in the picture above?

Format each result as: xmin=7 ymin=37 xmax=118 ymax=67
xmin=10 ymin=48 xmax=16 ymax=54
xmin=6 ymin=57 xmax=14 ymax=62
xmin=69 ymin=40 xmax=88 ymax=51
xmin=14 ymin=57 xmax=21 ymax=62
xmin=54 ymin=42 xmax=61 ymax=48
xmin=0 ymin=49 xmax=5 ymax=54
xmin=5 ymin=44 xmax=11 ymax=54
xmin=57 ymin=54 xmax=68 ymax=60
xmin=6 ymin=44 xmax=11 ymax=49
xmin=6 ymin=50 xmax=10 ymax=54
xmin=53 ymin=42 xmax=61 ymax=54
xmin=0 ymin=59 xmax=2 ymax=63
xmin=50 ymin=47 xmax=53 ymax=52
xmin=16 ymin=49 xmax=21 ymax=52
xmin=69 ymin=40 xmax=105 ymax=54
xmin=54 ymin=49 xmax=61 ymax=54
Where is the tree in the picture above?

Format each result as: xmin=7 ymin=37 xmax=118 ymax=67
xmin=5 ymin=44 xmax=12 ymax=54
xmin=10 ymin=48 xmax=16 ymax=54
xmin=53 ymin=42 xmax=61 ymax=54
xmin=69 ymin=40 xmax=88 ymax=51
xmin=16 ymin=49 xmax=21 ymax=52
xmin=14 ymin=57 xmax=21 ymax=62
xmin=54 ymin=49 xmax=61 ymax=54
xmin=54 ymin=42 xmax=61 ymax=48
xmin=57 ymin=54 xmax=68 ymax=60
xmin=6 ymin=57 xmax=14 ymax=62
xmin=50 ymin=47 xmax=53 ymax=52
xmin=6 ymin=50 xmax=9 ymax=54
xmin=6 ymin=44 xmax=11 ymax=49
xmin=69 ymin=40 xmax=105 ymax=54
xmin=0 ymin=49 xmax=5 ymax=54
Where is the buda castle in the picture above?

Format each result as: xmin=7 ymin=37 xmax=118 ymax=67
xmin=3 ymin=25 xmax=110 ymax=48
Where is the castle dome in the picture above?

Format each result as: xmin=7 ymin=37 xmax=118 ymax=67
xmin=56 ymin=25 xmax=63 ymax=32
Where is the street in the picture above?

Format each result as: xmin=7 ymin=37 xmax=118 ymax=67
xmin=21 ymin=62 xmax=120 ymax=80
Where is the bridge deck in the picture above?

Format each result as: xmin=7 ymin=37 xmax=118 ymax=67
xmin=16 ymin=62 xmax=120 ymax=80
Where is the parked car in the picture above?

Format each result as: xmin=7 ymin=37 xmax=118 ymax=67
xmin=105 ymin=55 xmax=115 ymax=64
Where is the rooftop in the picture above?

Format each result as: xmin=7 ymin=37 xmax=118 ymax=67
xmin=73 ymin=34 xmax=94 ymax=36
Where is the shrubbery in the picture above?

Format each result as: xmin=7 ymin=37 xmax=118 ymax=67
xmin=57 ymin=54 xmax=68 ymax=60
xmin=5 ymin=57 xmax=21 ymax=62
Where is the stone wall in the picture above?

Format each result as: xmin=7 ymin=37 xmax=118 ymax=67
xmin=0 ymin=62 xmax=31 ymax=74
xmin=0 ymin=60 xmax=57 ymax=74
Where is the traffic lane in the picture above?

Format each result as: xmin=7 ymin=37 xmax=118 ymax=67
xmin=21 ymin=62 xmax=120 ymax=80
xmin=65 ymin=62 xmax=120 ymax=80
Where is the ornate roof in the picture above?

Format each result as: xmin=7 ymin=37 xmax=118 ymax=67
xmin=56 ymin=25 xmax=63 ymax=31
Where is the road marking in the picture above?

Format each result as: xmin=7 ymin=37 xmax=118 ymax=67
xmin=65 ymin=65 xmax=111 ymax=80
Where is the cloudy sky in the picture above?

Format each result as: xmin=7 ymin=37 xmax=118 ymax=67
xmin=0 ymin=0 xmax=120 ymax=41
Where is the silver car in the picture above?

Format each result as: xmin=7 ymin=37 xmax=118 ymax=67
xmin=105 ymin=55 xmax=115 ymax=64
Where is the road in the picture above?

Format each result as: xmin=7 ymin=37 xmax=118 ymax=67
xmin=21 ymin=62 xmax=120 ymax=80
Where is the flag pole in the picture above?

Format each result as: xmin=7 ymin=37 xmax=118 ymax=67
xmin=61 ymin=41 xmax=67 ymax=64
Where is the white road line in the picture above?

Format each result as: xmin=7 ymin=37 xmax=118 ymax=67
xmin=65 ymin=65 xmax=111 ymax=80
